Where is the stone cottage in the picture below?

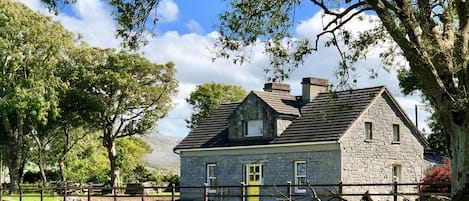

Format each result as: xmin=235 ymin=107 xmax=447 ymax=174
xmin=174 ymin=77 xmax=428 ymax=201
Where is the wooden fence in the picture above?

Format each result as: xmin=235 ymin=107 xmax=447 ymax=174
xmin=0 ymin=182 xmax=454 ymax=201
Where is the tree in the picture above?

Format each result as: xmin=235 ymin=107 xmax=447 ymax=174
xmin=0 ymin=1 xmax=74 ymax=191
xmin=186 ymin=82 xmax=246 ymax=128
xmin=70 ymin=47 xmax=178 ymax=189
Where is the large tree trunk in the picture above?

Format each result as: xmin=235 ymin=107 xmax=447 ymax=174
xmin=450 ymin=123 xmax=469 ymax=200
xmin=106 ymin=137 xmax=120 ymax=193
xmin=58 ymin=157 xmax=66 ymax=182
xmin=3 ymin=116 xmax=23 ymax=193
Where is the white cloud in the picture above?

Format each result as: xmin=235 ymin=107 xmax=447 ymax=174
xmin=186 ymin=19 xmax=204 ymax=34
xmin=15 ymin=1 xmax=429 ymax=137
xmin=158 ymin=0 xmax=179 ymax=23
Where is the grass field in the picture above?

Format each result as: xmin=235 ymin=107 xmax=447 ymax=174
xmin=1 ymin=194 xmax=62 ymax=201
xmin=0 ymin=192 xmax=180 ymax=201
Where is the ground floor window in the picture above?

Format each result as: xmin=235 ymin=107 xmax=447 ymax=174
xmin=392 ymin=164 xmax=401 ymax=183
xmin=294 ymin=161 xmax=307 ymax=193
xmin=207 ymin=163 xmax=217 ymax=193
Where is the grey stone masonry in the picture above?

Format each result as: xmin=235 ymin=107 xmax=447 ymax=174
xmin=179 ymin=144 xmax=341 ymax=201
xmin=339 ymin=93 xmax=424 ymax=201
xmin=228 ymin=93 xmax=280 ymax=140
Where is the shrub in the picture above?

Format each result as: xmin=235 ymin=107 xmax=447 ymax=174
xmin=420 ymin=159 xmax=451 ymax=193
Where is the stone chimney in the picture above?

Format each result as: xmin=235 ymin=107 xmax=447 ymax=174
xmin=263 ymin=79 xmax=291 ymax=94
xmin=301 ymin=77 xmax=328 ymax=101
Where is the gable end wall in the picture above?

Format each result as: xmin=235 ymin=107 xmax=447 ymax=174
xmin=339 ymin=93 xmax=424 ymax=200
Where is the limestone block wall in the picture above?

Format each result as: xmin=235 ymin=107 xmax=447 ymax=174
xmin=339 ymin=93 xmax=425 ymax=201
xmin=179 ymin=144 xmax=341 ymax=201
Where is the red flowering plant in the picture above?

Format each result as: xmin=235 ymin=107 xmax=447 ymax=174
xmin=420 ymin=159 xmax=451 ymax=193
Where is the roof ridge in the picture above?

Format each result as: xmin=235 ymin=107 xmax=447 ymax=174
xmin=316 ymin=85 xmax=385 ymax=95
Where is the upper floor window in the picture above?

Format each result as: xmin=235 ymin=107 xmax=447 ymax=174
xmin=244 ymin=120 xmax=263 ymax=137
xmin=207 ymin=164 xmax=217 ymax=193
xmin=393 ymin=124 xmax=400 ymax=142
xmin=294 ymin=161 xmax=307 ymax=193
xmin=365 ymin=122 xmax=373 ymax=140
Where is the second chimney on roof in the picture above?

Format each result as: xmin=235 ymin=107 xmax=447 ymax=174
xmin=263 ymin=79 xmax=291 ymax=94
xmin=302 ymin=77 xmax=328 ymax=102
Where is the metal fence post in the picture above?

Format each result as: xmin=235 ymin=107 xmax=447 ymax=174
xmin=203 ymin=183 xmax=208 ymax=201
xmin=240 ymin=182 xmax=245 ymax=201
xmin=393 ymin=182 xmax=397 ymax=201
xmin=286 ymin=181 xmax=291 ymax=201
xmin=171 ymin=183 xmax=176 ymax=201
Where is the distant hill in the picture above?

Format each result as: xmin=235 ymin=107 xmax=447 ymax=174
xmin=142 ymin=133 xmax=182 ymax=173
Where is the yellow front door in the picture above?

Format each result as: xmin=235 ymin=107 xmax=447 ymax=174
xmin=247 ymin=164 xmax=261 ymax=201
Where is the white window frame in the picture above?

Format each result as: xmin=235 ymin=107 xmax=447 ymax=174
xmin=365 ymin=122 xmax=373 ymax=140
xmin=392 ymin=164 xmax=401 ymax=183
xmin=392 ymin=124 xmax=400 ymax=142
xmin=294 ymin=161 xmax=307 ymax=193
xmin=244 ymin=119 xmax=263 ymax=137
xmin=207 ymin=164 xmax=217 ymax=193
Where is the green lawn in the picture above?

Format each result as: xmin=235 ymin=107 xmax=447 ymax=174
xmin=1 ymin=194 xmax=63 ymax=201
xmin=0 ymin=192 xmax=180 ymax=201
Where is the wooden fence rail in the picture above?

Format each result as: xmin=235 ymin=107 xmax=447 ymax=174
xmin=0 ymin=182 xmax=454 ymax=201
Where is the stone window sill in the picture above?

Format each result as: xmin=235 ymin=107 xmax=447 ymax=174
xmin=391 ymin=141 xmax=401 ymax=144
xmin=364 ymin=139 xmax=373 ymax=143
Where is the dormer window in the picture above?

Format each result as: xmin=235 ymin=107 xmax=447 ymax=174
xmin=244 ymin=120 xmax=263 ymax=137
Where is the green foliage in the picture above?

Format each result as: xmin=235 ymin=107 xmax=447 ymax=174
xmin=146 ymin=170 xmax=180 ymax=186
xmin=0 ymin=0 xmax=75 ymax=189
xmin=186 ymin=82 xmax=246 ymax=129
xmin=64 ymin=134 xmax=152 ymax=184
xmin=116 ymin=137 xmax=153 ymax=183
xmin=42 ymin=0 xmax=161 ymax=50
xmin=64 ymin=132 xmax=109 ymax=183
xmin=215 ymin=0 xmax=309 ymax=80
xmin=427 ymin=114 xmax=450 ymax=156
xmin=0 ymin=1 xmax=73 ymax=123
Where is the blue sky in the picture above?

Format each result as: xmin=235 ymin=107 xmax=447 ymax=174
xmin=16 ymin=0 xmax=430 ymax=138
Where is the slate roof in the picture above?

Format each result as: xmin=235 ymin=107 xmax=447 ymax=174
xmin=271 ymin=86 xmax=383 ymax=144
xmin=174 ymin=103 xmax=239 ymax=150
xmin=253 ymin=91 xmax=300 ymax=116
xmin=174 ymin=86 xmax=405 ymax=151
